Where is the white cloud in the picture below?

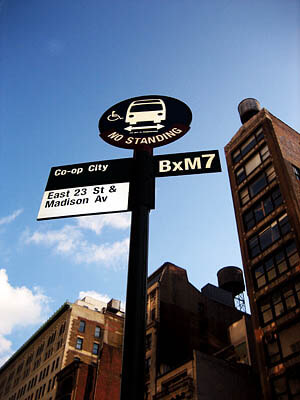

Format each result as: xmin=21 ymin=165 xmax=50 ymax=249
xmin=0 ymin=269 xmax=50 ymax=366
xmin=0 ymin=335 xmax=11 ymax=354
xmin=23 ymin=222 xmax=129 ymax=267
xmin=76 ymin=214 xmax=131 ymax=234
xmin=24 ymin=215 xmax=130 ymax=268
xmin=24 ymin=225 xmax=82 ymax=254
xmin=0 ymin=209 xmax=23 ymax=226
xmin=74 ymin=237 xmax=129 ymax=266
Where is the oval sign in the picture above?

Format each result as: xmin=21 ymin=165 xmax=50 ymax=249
xmin=98 ymin=95 xmax=192 ymax=149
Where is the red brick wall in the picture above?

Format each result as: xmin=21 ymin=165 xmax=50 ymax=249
xmin=75 ymin=364 xmax=90 ymax=399
xmin=55 ymin=361 xmax=96 ymax=400
xmin=94 ymin=344 xmax=122 ymax=400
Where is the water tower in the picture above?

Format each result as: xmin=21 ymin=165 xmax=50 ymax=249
xmin=217 ymin=266 xmax=246 ymax=312
xmin=238 ymin=98 xmax=261 ymax=124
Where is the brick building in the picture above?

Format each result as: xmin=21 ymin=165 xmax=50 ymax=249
xmin=225 ymin=99 xmax=300 ymax=399
xmin=0 ymin=296 xmax=124 ymax=400
xmin=144 ymin=262 xmax=260 ymax=399
xmin=55 ymin=262 xmax=261 ymax=400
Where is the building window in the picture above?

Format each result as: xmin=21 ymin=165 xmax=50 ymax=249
xmin=56 ymin=338 xmax=63 ymax=350
xmin=280 ymin=322 xmax=300 ymax=359
xmin=265 ymin=323 xmax=300 ymax=367
xmin=33 ymin=358 xmax=41 ymax=370
xmin=145 ymin=385 xmax=149 ymax=400
xmin=36 ymin=343 xmax=44 ymax=357
xmin=149 ymin=290 xmax=156 ymax=301
xmin=151 ymin=308 xmax=156 ymax=321
xmin=232 ymin=127 xmax=264 ymax=164
xmin=271 ymin=372 xmax=300 ymax=399
xmin=51 ymin=360 xmax=56 ymax=372
xmin=248 ymin=213 xmax=291 ymax=258
xmin=76 ymin=338 xmax=83 ymax=350
xmin=47 ymin=331 xmax=56 ymax=347
xmin=239 ymin=165 xmax=276 ymax=206
xmin=293 ymin=165 xmax=300 ymax=181
xmin=16 ymin=362 xmax=24 ymax=375
xmin=44 ymin=347 xmax=53 ymax=360
xmin=23 ymin=367 xmax=30 ymax=379
xmin=235 ymin=144 xmax=270 ymax=185
xmin=289 ymin=372 xmax=300 ymax=397
xmin=272 ymin=375 xmax=288 ymax=398
xmin=266 ymin=334 xmax=282 ymax=365
xmin=92 ymin=343 xmax=99 ymax=355
xmin=296 ymin=281 xmax=300 ymax=303
xmin=253 ymin=241 xmax=299 ymax=289
xmin=9 ymin=371 xmax=15 ymax=381
xmin=146 ymin=334 xmax=152 ymax=351
xmin=59 ymin=322 xmax=66 ymax=336
xmin=95 ymin=326 xmax=101 ymax=338
xmin=258 ymin=280 xmax=300 ymax=326
xmin=79 ymin=320 xmax=86 ymax=333
xmin=161 ymin=371 xmax=188 ymax=394
xmin=145 ymin=358 xmax=151 ymax=375
xmin=243 ymin=187 xmax=282 ymax=231
xmin=26 ymin=353 xmax=33 ymax=366
xmin=40 ymin=384 xmax=46 ymax=398
xmin=13 ymin=375 xmax=20 ymax=386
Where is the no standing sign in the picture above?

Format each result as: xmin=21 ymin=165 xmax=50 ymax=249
xmin=98 ymin=95 xmax=192 ymax=149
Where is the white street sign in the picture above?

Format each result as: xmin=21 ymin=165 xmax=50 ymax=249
xmin=37 ymin=182 xmax=129 ymax=220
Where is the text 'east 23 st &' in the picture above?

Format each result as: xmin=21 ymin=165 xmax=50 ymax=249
xmin=45 ymin=186 xmax=116 ymax=208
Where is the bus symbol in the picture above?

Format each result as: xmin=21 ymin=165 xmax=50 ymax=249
xmin=125 ymin=98 xmax=166 ymax=126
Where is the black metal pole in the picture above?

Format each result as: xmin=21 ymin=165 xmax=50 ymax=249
xmin=120 ymin=148 xmax=154 ymax=400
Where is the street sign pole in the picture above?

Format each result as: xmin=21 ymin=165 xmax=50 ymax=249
xmin=38 ymin=95 xmax=221 ymax=400
xmin=120 ymin=148 xmax=154 ymax=400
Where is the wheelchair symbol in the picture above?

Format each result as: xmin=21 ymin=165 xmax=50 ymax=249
xmin=107 ymin=110 xmax=123 ymax=122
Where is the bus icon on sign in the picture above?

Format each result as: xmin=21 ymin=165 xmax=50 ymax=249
xmin=99 ymin=94 xmax=192 ymax=149
xmin=125 ymin=98 xmax=166 ymax=125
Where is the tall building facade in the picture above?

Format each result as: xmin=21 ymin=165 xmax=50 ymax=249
xmin=225 ymin=99 xmax=300 ymax=400
xmin=0 ymin=297 xmax=124 ymax=400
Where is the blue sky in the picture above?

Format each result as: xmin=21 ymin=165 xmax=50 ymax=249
xmin=0 ymin=0 xmax=299 ymax=365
